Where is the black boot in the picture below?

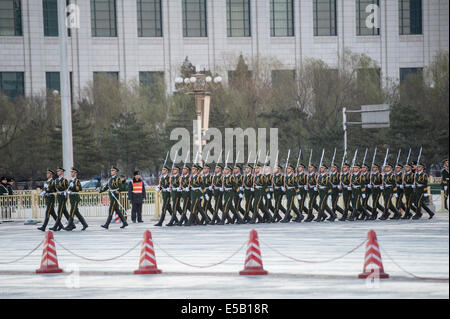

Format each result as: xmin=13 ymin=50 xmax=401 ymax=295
xmin=348 ymin=209 xmax=357 ymax=221
xmin=38 ymin=217 xmax=50 ymax=231
xmin=379 ymin=211 xmax=390 ymax=220
xmin=339 ymin=211 xmax=348 ymax=221
xmin=117 ymin=211 xmax=128 ymax=229
xmin=101 ymin=214 xmax=113 ymax=229
xmin=305 ymin=211 xmax=314 ymax=222
xmin=154 ymin=211 xmax=166 ymax=227
xmin=293 ymin=212 xmax=304 ymax=222
xmin=64 ymin=218 xmax=75 ymax=231
xmin=280 ymin=212 xmax=292 ymax=223
xmin=327 ymin=211 xmax=337 ymax=222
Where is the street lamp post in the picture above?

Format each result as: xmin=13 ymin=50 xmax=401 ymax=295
xmin=175 ymin=70 xmax=222 ymax=165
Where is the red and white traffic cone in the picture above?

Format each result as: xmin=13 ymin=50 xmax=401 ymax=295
xmin=113 ymin=213 xmax=120 ymax=223
xmin=358 ymin=230 xmax=389 ymax=279
xmin=239 ymin=229 xmax=268 ymax=276
xmin=134 ymin=230 xmax=162 ymax=274
xmin=36 ymin=231 xmax=63 ymax=274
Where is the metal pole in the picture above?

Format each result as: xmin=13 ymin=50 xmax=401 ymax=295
xmin=343 ymin=107 xmax=347 ymax=156
xmin=58 ymin=0 xmax=73 ymax=178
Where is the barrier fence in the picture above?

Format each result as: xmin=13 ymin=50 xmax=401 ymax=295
xmin=0 ymin=185 xmax=447 ymax=223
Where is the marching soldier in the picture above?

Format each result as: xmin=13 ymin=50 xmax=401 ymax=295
xmin=394 ymin=164 xmax=407 ymax=214
xmin=189 ymin=164 xmax=210 ymax=225
xmin=98 ymin=166 xmax=128 ymax=229
xmin=339 ymin=163 xmax=352 ymax=221
xmin=167 ymin=165 xmax=182 ymax=226
xmin=155 ymin=166 xmax=172 ymax=226
xmin=402 ymin=163 xmax=416 ymax=219
xmin=178 ymin=164 xmax=192 ymax=226
xmin=296 ymin=163 xmax=310 ymax=219
xmin=306 ymin=164 xmax=319 ymax=222
xmin=442 ymin=159 xmax=449 ymax=211
xmin=272 ymin=164 xmax=287 ymax=222
xmin=281 ymin=164 xmax=303 ymax=223
xmin=221 ymin=165 xmax=242 ymax=224
xmin=250 ymin=163 xmax=272 ymax=224
xmin=317 ymin=164 xmax=334 ymax=222
xmin=50 ymin=168 xmax=70 ymax=231
xmin=379 ymin=163 xmax=402 ymax=220
xmin=369 ymin=163 xmax=385 ymax=220
xmin=209 ymin=163 xmax=225 ymax=225
xmin=263 ymin=166 xmax=276 ymax=221
xmin=348 ymin=163 xmax=369 ymax=221
xmin=232 ymin=164 xmax=246 ymax=223
xmin=202 ymin=164 xmax=215 ymax=222
xmin=37 ymin=169 xmax=58 ymax=231
xmin=329 ymin=163 xmax=344 ymax=219
xmin=65 ymin=167 xmax=88 ymax=231
xmin=412 ymin=162 xmax=434 ymax=219
xmin=360 ymin=164 xmax=373 ymax=219
xmin=242 ymin=163 xmax=255 ymax=222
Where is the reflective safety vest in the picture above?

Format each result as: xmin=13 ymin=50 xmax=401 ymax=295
xmin=132 ymin=181 xmax=143 ymax=193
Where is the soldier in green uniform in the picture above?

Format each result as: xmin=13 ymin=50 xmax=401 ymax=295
xmin=402 ymin=163 xmax=416 ymax=219
xmin=189 ymin=164 xmax=210 ymax=225
xmin=118 ymin=174 xmax=129 ymax=219
xmin=281 ymin=164 xmax=303 ymax=223
xmin=167 ymin=165 xmax=182 ymax=226
xmin=98 ymin=166 xmax=128 ymax=229
xmin=232 ymin=164 xmax=246 ymax=223
xmin=369 ymin=163 xmax=385 ymax=220
xmin=250 ymin=163 xmax=272 ymax=224
xmin=329 ymin=163 xmax=344 ymax=220
xmin=360 ymin=164 xmax=373 ymax=219
xmin=178 ymin=164 xmax=192 ymax=226
xmin=394 ymin=164 xmax=407 ymax=215
xmin=317 ymin=164 xmax=335 ymax=222
xmin=155 ymin=166 xmax=173 ymax=226
xmin=6 ymin=177 xmax=13 ymax=195
xmin=348 ymin=163 xmax=369 ymax=221
xmin=242 ymin=163 xmax=255 ymax=222
xmin=412 ymin=162 xmax=434 ymax=219
xmin=272 ymin=164 xmax=287 ymax=222
xmin=209 ymin=163 xmax=225 ymax=225
xmin=202 ymin=164 xmax=215 ymax=222
xmin=37 ymin=169 xmax=58 ymax=231
xmin=50 ymin=168 xmax=70 ymax=231
xmin=296 ymin=163 xmax=310 ymax=220
xmin=65 ymin=167 xmax=88 ymax=231
xmin=306 ymin=164 xmax=319 ymax=222
xmin=220 ymin=165 xmax=242 ymax=224
xmin=442 ymin=159 xmax=449 ymax=211
xmin=379 ymin=163 xmax=402 ymax=220
xmin=339 ymin=163 xmax=352 ymax=221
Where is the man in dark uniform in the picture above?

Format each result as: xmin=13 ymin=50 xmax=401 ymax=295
xmin=130 ymin=170 xmax=147 ymax=224
xmin=50 ymin=168 xmax=70 ymax=231
xmin=348 ymin=163 xmax=369 ymax=221
xmin=394 ymin=164 xmax=407 ymax=216
xmin=340 ymin=163 xmax=352 ymax=221
xmin=202 ymin=164 xmax=215 ymax=222
xmin=189 ymin=164 xmax=210 ymax=225
xmin=38 ymin=169 xmax=58 ymax=231
xmin=178 ymin=164 xmax=192 ymax=226
xmin=272 ymin=164 xmax=287 ymax=222
xmin=329 ymin=163 xmax=344 ymax=220
xmin=296 ymin=163 xmax=310 ymax=219
xmin=317 ymin=164 xmax=334 ymax=221
xmin=155 ymin=168 xmax=173 ymax=226
xmin=306 ymin=164 xmax=319 ymax=222
xmin=281 ymin=164 xmax=303 ymax=223
xmin=412 ymin=162 xmax=435 ymax=219
xmin=232 ymin=164 xmax=246 ymax=223
xmin=167 ymin=165 xmax=182 ymax=226
xmin=369 ymin=163 xmax=385 ymax=220
xmin=402 ymin=163 xmax=416 ymax=219
xmin=242 ymin=163 xmax=255 ymax=222
xmin=360 ymin=164 xmax=373 ymax=220
xmin=98 ymin=166 xmax=128 ymax=229
xmin=442 ymin=159 xmax=449 ymax=211
xmin=250 ymin=163 xmax=272 ymax=224
xmin=221 ymin=165 xmax=244 ymax=224
xmin=6 ymin=177 xmax=14 ymax=195
xmin=209 ymin=163 xmax=224 ymax=225
xmin=379 ymin=163 xmax=402 ymax=220
xmin=264 ymin=166 xmax=276 ymax=220
xmin=65 ymin=167 xmax=88 ymax=231
xmin=0 ymin=176 xmax=9 ymax=220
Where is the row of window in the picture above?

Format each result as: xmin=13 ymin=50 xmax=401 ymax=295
xmin=0 ymin=0 xmax=423 ymax=38
xmin=0 ymin=68 xmax=424 ymax=99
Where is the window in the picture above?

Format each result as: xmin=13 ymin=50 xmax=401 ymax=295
xmin=399 ymin=0 xmax=422 ymax=35
xmin=356 ymin=0 xmax=380 ymax=36
xmin=46 ymin=72 xmax=60 ymax=92
xmin=0 ymin=72 xmax=24 ymax=98
xmin=94 ymin=71 xmax=119 ymax=82
xmin=182 ymin=0 xmax=207 ymax=37
xmin=91 ymin=0 xmax=117 ymax=37
xmin=357 ymin=68 xmax=381 ymax=89
xmin=137 ymin=0 xmax=162 ymax=37
xmin=228 ymin=70 xmax=252 ymax=87
xmin=43 ymin=0 xmax=71 ymax=37
xmin=313 ymin=0 xmax=336 ymax=36
xmin=0 ymin=0 xmax=22 ymax=36
xmin=270 ymin=0 xmax=294 ymax=37
xmin=139 ymin=71 xmax=164 ymax=86
xmin=399 ymin=67 xmax=423 ymax=83
xmin=227 ymin=0 xmax=251 ymax=37
xmin=271 ymin=70 xmax=295 ymax=87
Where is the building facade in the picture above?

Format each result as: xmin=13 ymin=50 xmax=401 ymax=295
xmin=0 ymin=0 xmax=448 ymax=102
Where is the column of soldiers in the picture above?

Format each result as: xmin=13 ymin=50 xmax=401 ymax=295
xmin=155 ymin=154 xmax=445 ymax=227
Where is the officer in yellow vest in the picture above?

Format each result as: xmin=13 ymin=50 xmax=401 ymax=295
xmin=129 ymin=170 xmax=146 ymax=223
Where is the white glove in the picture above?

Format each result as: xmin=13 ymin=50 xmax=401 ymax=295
xmin=205 ymin=194 xmax=209 ymax=201
xmin=44 ymin=183 xmax=48 ymax=189
xmin=400 ymin=185 xmax=404 ymax=189
xmin=269 ymin=188 xmax=273 ymax=192
xmin=393 ymin=193 xmax=398 ymax=198
xmin=96 ymin=187 xmax=101 ymax=193
xmin=380 ymin=186 xmax=384 ymax=190
xmin=304 ymin=186 xmax=308 ymax=190
xmin=239 ymin=193 xmax=243 ymax=199
xmin=367 ymin=184 xmax=372 ymax=189
xmin=251 ymin=188 xmax=254 ymax=192
xmin=314 ymin=187 xmax=318 ymax=192
xmin=412 ymin=185 xmax=416 ymax=189
xmin=347 ymin=186 xmax=352 ymax=191
xmin=424 ymin=193 xmax=429 ymax=198
xmin=69 ymin=182 xmax=74 ymax=188
xmin=177 ymin=187 xmax=181 ymax=192
xmin=208 ymin=186 xmax=213 ymax=191
xmin=67 ymin=191 xmax=72 ymax=195
xmin=444 ymin=186 xmax=447 ymax=191
xmin=281 ymin=186 xmax=286 ymax=192
xmin=338 ymin=185 xmax=342 ymax=191
xmin=362 ymin=194 xmax=366 ymax=199
xmin=220 ymin=187 xmax=224 ymax=192
xmin=184 ymin=187 xmax=189 ymax=192
xmin=40 ymin=191 xmax=46 ymax=197
xmin=297 ymin=195 xmax=301 ymax=200
xmin=266 ymin=194 xmax=271 ymax=199
xmin=156 ymin=187 xmax=161 ymax=192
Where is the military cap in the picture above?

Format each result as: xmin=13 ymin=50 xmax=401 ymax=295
xmin=409 ymin=161 xmax=417 ymax=166
xmin=119 ymin=174 xmax=126 ymax=178
xmin=203 ymin=163 xmax=212 ymax=169
xmin=225 ymin=165 xmax=233 ymax=171
xmin=183 ymin=164 xmax=191 ymax=170
xmin=110 ymin=166 xmax=119 ymax=172
xmin=234 ymin=163 xmax=243 ymax=170
xmin=7 ymin=177 xmax=14 ymax=182
xmin=71 ymin=167 xmax=79 ymax=173
xmin=287 ymin=164 xmax=296 ymax=170
xmin=330 ymin=163 xmax=338 ymax=168
xmin=47 ymin=169 xmax=55 ymax=175
xmin=442 ymin=159 xmax=448 ymax=164
xmin=371 ymin=163 xmax=379 ymax=168
xmin=309 ymin=164 xmax=317 ymax=169
xmin=384 ymin=163 xmax=393 ymax=168
xmin=1 ymin=176 xmax=7 ymax=181
xmin=320 ymin=163 xmax=328 ymax=169
xmin=275 ymin=164 xmax=283 ymax=170
xmin=362 ymin=163 xmax=370 ymax=169
xmin=173 ymin=165 xmax=181 ymax=171
xmin=353 ymin=162 xmax=361 ymax=168
xmin=342 ymin=162 xmax=351 ymax=167
xmin=215 ymin=163 xmax=224 ymax=169
xmin=56 ymin=167 xmax=65 ymax=172
xmin=297 ymin=162 xmax=306 ymax=168
xmin=395 ymin=164 xmax=403 ymax=169
xmin=404 ymin=163 xmax=411 ymax=168
xmin=196 ymin=164 xmax=203 ymax=170
xmin=245 ymin=163 xmax=254 ymax=169
xmin=161 ymin=166 xmax=170 ymax=171
xmin=417 ymin=162 xmax=425 ymax=168
xmin=254 ymin=162 xmax=264 ymax=168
